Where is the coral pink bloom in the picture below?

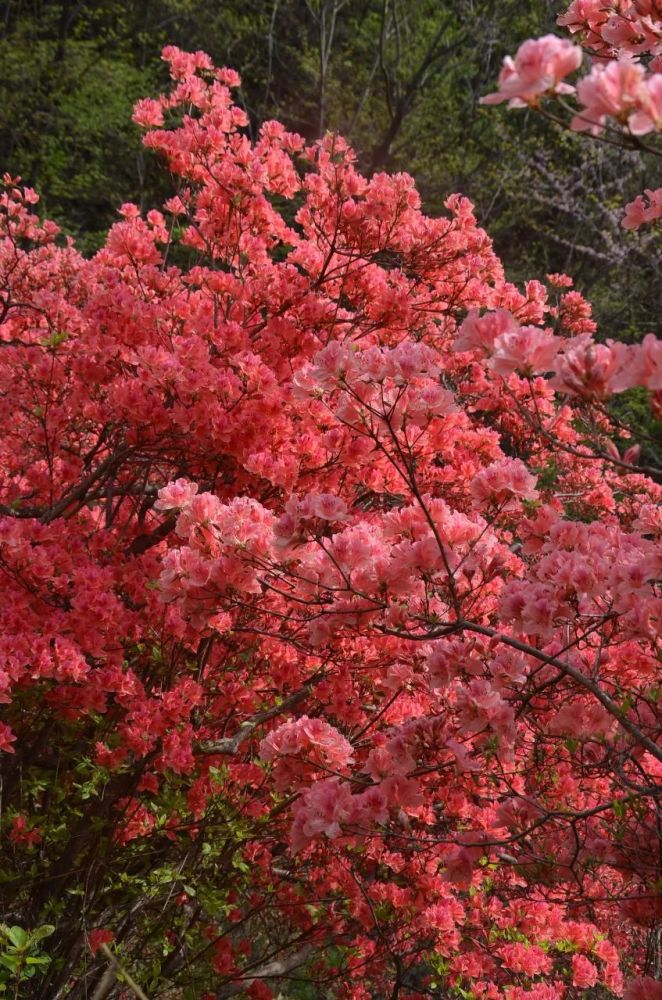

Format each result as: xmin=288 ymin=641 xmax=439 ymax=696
xmin=132 ymin=98 xmax=165 ymax=128
xmin=161 ymin=45 xmax=213 ymax=80
xmin=488 ymin=324 xmax=560 ymax=375
xmin=557 ymin=0 xmax=609 ymax=34
xmin=572 ymin=59 xmax=647 ymax=134
xmin=0 ymin=721 xmax=16 ymax=753
xmin=481 ymin=35 xmax=582 ymax=107
xmin=572 ymin=954 xmax=599 ymax=988
xmin=623 ymin=193 xmax=653 ymax=229
xmin=499 ymin=942 xmax=552 ymax=976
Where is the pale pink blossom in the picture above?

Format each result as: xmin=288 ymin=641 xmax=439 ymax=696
xmin=634 ymin=503 xmax=662 ymax=535
xmin=290 ymin=777 xmax=355 ymax=851
xmin=352 ymin=785 xmax=389 ymax=826
xmin=260 ymin=716 xmax=354 ymax=769
xmin=557 ymin=0 xmax=609 ymax=35
xmin=471 ymin=458 xmax=539 ymax=511
xmin=572 ymin=59 xmax=647 ymax=134
xmin=551 ymin=339 xmax=629 ymax=398
xmin=301 ymin=493 xmax=351 ymax=522
xmin=453 ymin=308 xmax=519 ymax=354
xmin=481 ymin=35 xmax=582 ymax=107
xmin=629 ymin=333 xmax=662 ymax=390
xmin=155 ymin=478 xmax=199 ymax=511
xmin=455 ymin=679 xmax=514 ymax=742
xmin=488 ymin=324 xmax=561 ymax=375
xmin=630 ymin=73 xmax=662 ymax=133
xmin=499 ymin=580 xmax=563 ymax=638
xmin=602 ymin=13 xmax=660 ymax=54
xmin=406 ymin=384 xmax=457 ymax=426
xmin=548 ymin=700 xmax=614 ymax=738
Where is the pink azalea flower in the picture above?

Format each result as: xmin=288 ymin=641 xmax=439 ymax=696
xmin=572 ymin=954 xmax=599 ymax=988
xmin=471 ymin=458 xmax=539 ymax=511
xmin=622 ymin=187 xmax=662 ymax=229
xmin=481 ymin=35 xmax=582 ymax=107
xmin=155 ymin=478 xmax=199 ymax=511
xmin=629 ymin=72 xmax=662 ymax=133
xmin=132 ymin=98 xmax=165 ymax=128
xmin=551 ymin=338 xmax=630 ymax=398
xmin=453 ymin=308 xmax=519 ymax=354
xmin=488 ymin=324 xmax=561 ymax=375
xmin=572 ymin=59 xmax=647 ymax=134
xmin=290 ymin=777 xmax=355 ymax=851
xmin=629 ymin=332 xmax=662 ymax=390
xmin=557 ymin=0 xmax=610 ymax=35
xmin=0 ymin=721 xmax=17 ymax=753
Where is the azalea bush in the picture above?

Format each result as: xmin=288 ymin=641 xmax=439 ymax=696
xmin=0 ymin=14 xmax=661 ymax=1000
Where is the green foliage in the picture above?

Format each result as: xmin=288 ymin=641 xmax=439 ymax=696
xmin=0 ymin=924 xmax=53 ymax=994
xmin=0 ymin=12 xmax=157 ymax=251
xmin=608 ymin=387 xmax=662 ymax=472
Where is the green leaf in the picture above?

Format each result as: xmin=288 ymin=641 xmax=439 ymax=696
xmin=7 ymin=927 xmax=28 ymax=949
xmin=30 ymin=926 xmax=55 ymax=943
xmin=613 ymin=799 xmax=627 ymax=820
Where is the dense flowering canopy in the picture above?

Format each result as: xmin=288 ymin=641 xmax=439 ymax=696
xmin=0 ymin=19 xmax=661 ymax=1000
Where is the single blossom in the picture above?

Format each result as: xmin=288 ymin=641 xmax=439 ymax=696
xmin=481 ymin=35 xmax=582 ymax=107
xmin=453 ymin=308 xmax=519 ymax=354
xmin=622 ymin=187 xmax=662 ymax=229
xmin=551 ymin=338 xmax=629 ymax=398
xmin=629 ymin=72 xmax=662 ymax=134
xmin=471 ymin=458 xmax=539 ymax=511
xmin=132 ymin=98 xmax=165 ymax=128
xmin=572 ymin=955 xmax=598 ymax=990
xmin=572 ymin=59 xmax=647 ymax=134
xmin=488 ymin=324 xmax=561 ymax=375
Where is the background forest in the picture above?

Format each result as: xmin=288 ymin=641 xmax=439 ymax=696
xmin=1 ymin=0 xmax=660 ymax=344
